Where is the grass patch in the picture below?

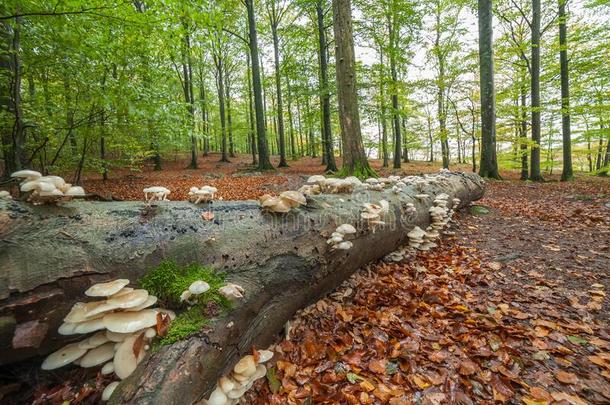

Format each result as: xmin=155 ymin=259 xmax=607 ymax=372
xmin=140 ymin=260 xmax=231 ymax=346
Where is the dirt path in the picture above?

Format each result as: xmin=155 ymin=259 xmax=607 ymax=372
xmin=244 ymin=178 xmax=610 ymax=404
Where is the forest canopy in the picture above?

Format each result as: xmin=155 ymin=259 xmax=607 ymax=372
xmin=1 ymin=0 xmax=609 ymax=181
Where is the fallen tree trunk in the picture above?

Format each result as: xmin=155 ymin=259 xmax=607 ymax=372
xmin=0 ymin=172 xmax=485 ymax=403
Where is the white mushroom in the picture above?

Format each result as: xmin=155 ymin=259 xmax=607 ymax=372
xmin=279 ymin=190 xmax=307 ymax=207
xmin=113 ymin=334 xmax=146 ymax=379
xmin=233 ymin=355 xmax=257 ymax=377
xmin=103 ymin=309 xmax=159 ymax=333
xmin=41 ymin=343 xmax=86 ymax=370
xmin=102 ymin=381 xmax=120 ymax=401
xmin=207 ymin=386 xmax=229 ymax=405
xmin=336 ymin=241 xmax=353 ymax=250
xmin=189 ymin=280 xmax=211 ymax=295
xmin=336 ymin=224 xmax=356 ymax=235
xmin=80 ymin=342 xmax=116 ymax=367
xmin=0 ymin=190 xmax=11 ymax=200
xmin=65 ymin=186 xmax=86 ymax=197
xmin=85 ymin=279 xmax=130 ymax=297
xmin=101 ymin=361 xmax=115 ymax=375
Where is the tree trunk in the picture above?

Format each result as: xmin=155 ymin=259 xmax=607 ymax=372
xmin=225 ymin=74 xmax=236 ymax=158
xmin=286 ymin=75 xmax=297 ymax=159
xmin=246 ymin=0 xmax=273 ymax=170
xmin=332 ymin=0 xmax=374 ymax=178
xmin=181 ymin=28 xmax=197 ymax=170
xmin=199 ymin=65 xmax=210 ymax=157
xmin=520 ymin=65 xmax=528 ymax=180
xmin=247 ymin=53 xmax=258 ymax=165
xmin=388 ymin=17 xmax=401 ymax=169
xmin=0 ymin=173 xmax=485 ymax=404
xmin=530 ymin=0 xmax=543 ymax=181
xmin=558 ymin=0 xmax=572 ymax=181
xmin=317 ymin=1 xmax=337 ymax=172
xmin=379 ymin=50 xmax=389 ymax=168
xmin=477 ymin=0 xmax=500 ymax=179
xmin=271 ymin=24 xmax=288 ymax=168
xmin=214 ymin=49 xmax=230 ymax=164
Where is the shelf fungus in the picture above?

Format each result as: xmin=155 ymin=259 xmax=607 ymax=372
xmin=360 ymin=199 xmax=390 ymax=230
xmin=259 ymin=190 xmax=306 ymax=213
xmin=326 ymin=223 xmax=357 ymax=250
xmin=11 ymin=170 xmax=87 ymax=205
xmin=143 ymin=186 xmax=170 ymax=202
xmin=205 ymin=348 xmax=275 ymax=405
xmin=41 ymin=278 xmax=172 ymax=402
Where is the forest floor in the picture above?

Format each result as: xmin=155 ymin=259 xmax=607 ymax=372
xmin=3 ymin=154 xmax=610 ymax=404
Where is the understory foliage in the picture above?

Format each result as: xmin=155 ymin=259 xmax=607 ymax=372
xmin=139 ymin=260 xmax=230 ymax=345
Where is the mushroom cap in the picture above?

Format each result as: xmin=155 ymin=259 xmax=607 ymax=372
xmin=85 ymin=279 xmax=130 ymax=297
xmin=336 ymin=241 xmax=353 ymax=250
xmin=378 ymin=200 xmax=390 ymax=214
xmin=269 ymin=199 xmax=291 ymax=213
xmin=360 ymin=212 xmax=379 ymax=220
xmin=106 ymin=289 xmax=149 ymax=309
xmin=113 ymin=334 xmax=146 ymax=379
xmin=41 ymin=343 xmax=86 ymax=370
xmin=234 ymin=355 xmax=257 ymax=377
xmin=279 ymin=190 xmax=306 ymax=207
xmin=407 ymin=226 xmax=426 ymax=239
xmin=21 ymin=179 xmax=56 ymax=193
xmin=307 ymin=175 xmax=326 ymax=184
xmin=0 ymin=190 xmax=11 ymax=199
xmin=189 ymin=186 xmax=199 ymax=193
xmin=58 ymin=322 xmax=79 ymax=335
xmin=336 ymin=224 xmax=356 ymax=234
xmin=101 ymin=361 xmax=115 ymax=375
xmin=258 ymin=194 xmax=273 ymax=204
xmin=106 ymin=330 xmax=133 ymax=343
xmin=143 ymin=186 xmax=170 ymax=194
xmin=80 ymin=342 xmax=116 ymax=367
xmin=365 ymin=178 xmax=379 ymax=184
xmin=125 ymin=295 xmax=158 ymax=312
xmin=11 ymin=169 xmax=41 ymax=179
xmin=219 ymin=284 xmax=244 ymax=300
xmin=64 ymin=301 xmax=113 ymax=323
xmin=219 ymin=376 xmax=237 ymax=393
xmin=73 ymin=317 xmax=106 ymax=334
xmin=39 ymin=175 xmax=66 ymax=188
xmin=207 ymin=386 xmax=228 ymax=405
xmin=102 ymin=381 xmax=120 ymax=401
xmin=257 ymin=349 xmax=274 ymax=363
xmin=144 ymin=327 xmax=156 ymax=339
xmin=78 ymin=331 xmax=110 ymax=349
xmin=200 ymin=185 xmax=218 ymax=193
xmin=328 ymin=235 xmax=343 ymax=244
xmin=65 ymin=186 xmax=86 ymax=196
xmin=189 ymin=280 xmax=211 ymax=295
xmin=344 ymin=176 xmax=362 ymax=185
xmin=103 ymin=309 xmax=158 ymax=333
xmin=180 ymin=290 xmax=192 ymax=302
xmin=261 ymin=196 xmax=281 ymax=207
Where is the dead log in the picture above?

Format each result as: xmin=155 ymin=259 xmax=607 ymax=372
xmin=0 ymin=172 xmax=485 ymax=403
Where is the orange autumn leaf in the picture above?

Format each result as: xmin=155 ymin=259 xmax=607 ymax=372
xmin=555 ymin=370 xmax=578 ymax=384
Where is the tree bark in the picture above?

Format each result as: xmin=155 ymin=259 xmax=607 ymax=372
xmin=558 ymin=0 xmax=572 ymax=181
xmin=331 ymin=0 xmax=374 ymax=177
xmin=213 ymin=45 xmax=230 ymax=163
xmin=388 ymin=16 xmax=401 ymax=169
xmin=0 ymin=173 xmax=485 ymax=404
xmin=247 ymin=53 xmax=258 ymax=165
xmin=271 ymin=21 xmax=288 ymax=167
xmin=477 ymin=0 xmax=500 ymax=179
xmin=316 ymin=0 xmax=337 ymax=172
xmin=530 ymin=0 xmax=543 ymax=181
xmin=246 ymin=0 xmax=274 ymax=170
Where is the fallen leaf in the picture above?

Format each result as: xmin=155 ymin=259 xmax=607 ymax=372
xmin=555 ymin=370 xmax=578 ymax=384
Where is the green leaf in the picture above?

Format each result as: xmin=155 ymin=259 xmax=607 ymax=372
xmin=567 ymin=335 xmax=588 ymax=345
xmin=386 ymin=362 xmax=399 ymax=375
xmin=266 ymin=367 xmax=281 ymax=394
xmin=346 ymin=372 xmax=364 ymax=384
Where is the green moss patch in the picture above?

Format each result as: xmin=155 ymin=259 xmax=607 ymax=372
xmin=140 ymin=260 xmax=231 ymax=346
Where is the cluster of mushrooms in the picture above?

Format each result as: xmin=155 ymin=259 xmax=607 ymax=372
xmin=326 ymin=223 xmax=357 ymax=250
xmin=11 ymin=170 xmax=85 ymax=204
xmin=360 ymin=199 xmax=390 ymax=229
xmin=180 ymin=280 xmax=245 ymax=303
xmin=143 ymin=186 xmax=171 ymax=202
xmin=188 ymin=185 xmax=218 ymax=203
xmin=259 ymin=190 xmax=306 ymax=213
xmin=206 ymin=349 xmax=274 ymax=405
xmin=41 ymin=279 xmax=174 ymax=401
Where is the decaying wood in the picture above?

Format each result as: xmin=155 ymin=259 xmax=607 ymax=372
xmin=0 ymin=172 xmax=485 ymax=404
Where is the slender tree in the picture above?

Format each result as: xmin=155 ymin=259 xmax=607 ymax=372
xmin=246 ymin=0 xmax=274 ymax=170
xmin=530 ymin=0 xmax=543 ymax=180
xmin=477 ymin=0 xmax=500 ymax=178
xmin=558 ymin=0 xmax=572 ymax=181
xmin=332 ymin=0 xmax=375 ymax=177
xmin=316 ymin=0 xmax=337 ymax=172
